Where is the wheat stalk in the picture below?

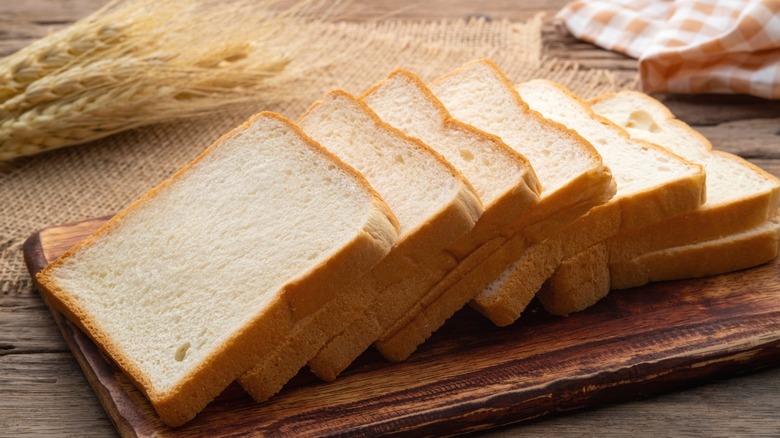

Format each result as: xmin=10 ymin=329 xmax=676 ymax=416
xmin=0 ymin=0 xmax=330 ymax=160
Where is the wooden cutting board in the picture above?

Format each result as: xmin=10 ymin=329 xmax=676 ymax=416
xmin=24 ymin=217 xmax=780 ymax=437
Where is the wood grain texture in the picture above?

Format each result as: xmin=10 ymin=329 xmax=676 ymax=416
xmin=21 ymin=218 xmax=780 ymax=436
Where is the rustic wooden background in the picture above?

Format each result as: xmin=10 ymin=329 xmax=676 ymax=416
xmin=3 ymin=0 xmax=780 ymax=436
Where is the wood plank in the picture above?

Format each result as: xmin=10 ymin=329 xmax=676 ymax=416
xmin=486 ymin=366 xmax=780 ymax=437
xmin=662 ymin=98 xmax=780 ymax=127
xmin=0 ymin=351 xmax=117 ymax=437
xmin=0 ymin=296 xmax=68 ymax=354
xmin=695 ymin=118 xmax=780 ymax=157
xmin=0 ymin=0 xmax=108 ymax=58
xmin=0 ymin=0 xmax=108 ymax=22
xmin=23 ymin=218 xmax=780 ymax=436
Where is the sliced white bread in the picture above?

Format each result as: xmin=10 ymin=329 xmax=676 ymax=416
xmin=539 ymin=241 xmax=610 ymax=315
xmin=373 ymin=60 xmax=618 ymax=360
xmin=366 ymin=69 xmax=542 ymax=256
xmin=473 ymin=205 xmax=620 ymax=325
xmin=593 ymin=91 xmax=780 ymax=262
xmin=306 ymin=69 xmax=542 ymax=381
xmin=35 ymin=112 xmax=399 ymax=427
xmin=237 ymin=90 xmax=483 ymax=399
xmin=470 ymin=80 xmax=706 ymax=326
xmin=539 ymin=213 xmax=780 ymax=313
xmin=538 ymin=91 xmax=780 ymax=315
xmin=551 ymin=211 xmax=780 ymax=305
xmin=610 ymin=212 xmax=780 ymax=288
xmin=429 ymin=60 xmax=615 ymax=243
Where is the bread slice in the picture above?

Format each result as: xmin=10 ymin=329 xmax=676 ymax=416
xmin=538 ymin=91 xmax=780 ymax=315
xmin=593 ymin=91 xmax=780 ymax=261
xmin=429 ymin=60 xmax=615 ymax=243
xmin=538 ymin=241 xmax=610 ymax=316
xmin=305 ymin=69 xmax=542 ymax=381
xmin=473 ymin=205 xmax=620 ymax=325
xmin=35 ymin=112 xmax=399 ymax=427
xmin=237 ymin=90 xmax=483 ymax=399
xmin=365 ymin=69 xmax=542 ymax=256
xmin=372 ymin=60 xmax=617 ymax=360
xmin=470 ymin=80 xmax=706 ymax=326
xmin=610 ymin=212 xmax=780 ymax=288
xmin=540 ymin=213 xmax=780 ymax=313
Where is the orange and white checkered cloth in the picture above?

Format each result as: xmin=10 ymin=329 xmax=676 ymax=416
xmin=556 ymin=0 xmax=780 ymax=99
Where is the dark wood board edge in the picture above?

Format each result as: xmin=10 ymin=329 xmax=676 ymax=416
xmin=22 ymin=229 xmax=46 ymax=279
xmin=23 ymin=226 xmax=148 ymax=438
xmin=21 ymin=221 xmax=780 ymax=437
xmin=375 ymin=339 xmax=780 ymax=437
xmin=300 ymin=308 xmax=780 ymax=436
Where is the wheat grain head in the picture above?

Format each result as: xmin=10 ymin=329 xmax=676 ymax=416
xmin=0 ymin=0 xmax=335 ymax=160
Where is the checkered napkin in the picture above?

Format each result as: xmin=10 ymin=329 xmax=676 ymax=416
xmin=556 ymin=0 xmax=780 ymax=99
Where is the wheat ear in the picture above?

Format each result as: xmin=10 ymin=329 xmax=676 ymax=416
xmin=0 ymin=0 xmax=326 ymax=160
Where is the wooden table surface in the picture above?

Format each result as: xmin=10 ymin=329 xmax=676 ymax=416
xmin=3 ymin=1 xmax=780 ymax=436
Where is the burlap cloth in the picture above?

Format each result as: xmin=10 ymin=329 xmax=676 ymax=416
xmin=0 ymin=16 xmax=634 ymax=295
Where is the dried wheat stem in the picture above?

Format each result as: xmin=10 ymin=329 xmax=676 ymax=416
xmin=0 ymin=0 xmax=331 ymax=160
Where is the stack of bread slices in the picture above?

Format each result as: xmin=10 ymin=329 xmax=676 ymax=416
xmin=36 ymin=59 xmax=780 ymax=427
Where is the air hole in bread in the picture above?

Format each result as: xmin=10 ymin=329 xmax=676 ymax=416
xmin=459 ymin=149 xmax=474 ymax=161
xmin=394 ymin=154 xmax=405 ymax=164
xmin=174 ymin=342 xmax=191 ymax=362
xmin=626 ymin=110 xmax=661 ymax=133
